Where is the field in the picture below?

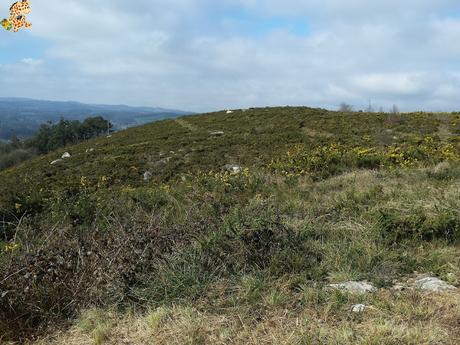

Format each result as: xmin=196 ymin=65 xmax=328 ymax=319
xmin=0 ymin=107 xmax=459 ymax=344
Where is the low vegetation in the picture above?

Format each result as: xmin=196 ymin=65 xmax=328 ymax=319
xmin=0 ymin=116 xmax=112 ymax=171
xmin=0 ymin=107 xmax=459 ymax=344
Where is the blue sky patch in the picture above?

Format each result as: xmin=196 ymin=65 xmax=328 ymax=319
xmin=0 ymin=32 xmax=46 ymax=64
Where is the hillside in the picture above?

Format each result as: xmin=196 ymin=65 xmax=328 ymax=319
xmin=0 ymin=98 xmax=192 ymax=140
xmin=1 ymin=107 xmax=459 ymax=344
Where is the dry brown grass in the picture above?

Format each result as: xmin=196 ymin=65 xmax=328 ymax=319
xmin=27 ymin=289 xmax=459 ymax=345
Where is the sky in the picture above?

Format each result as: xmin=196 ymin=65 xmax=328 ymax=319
xmin=1 ymin=0 xmax=460 ymax=112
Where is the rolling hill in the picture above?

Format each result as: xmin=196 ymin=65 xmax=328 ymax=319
xmin=1 ymin=107 xmax=459 ymax=344
xmin=0 ymin=98 xmax=193 ymax=141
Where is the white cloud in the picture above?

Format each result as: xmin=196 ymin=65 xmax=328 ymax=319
xmin=350 ymin=73 xmax=425 ymax=95
xmin=21 ymin=58 xmax=43 ymax=66
xmin=2 ymin=0 xmax=460 ymax=111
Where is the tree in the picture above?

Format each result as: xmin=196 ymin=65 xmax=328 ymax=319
xmin=79 ymin=116 xmax=112 ymax=139
xmin=28 ymin=116 xmax=112 ymax=154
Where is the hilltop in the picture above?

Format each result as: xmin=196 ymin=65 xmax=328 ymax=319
xmin=0 ymin=107 xmax=459 ymax=344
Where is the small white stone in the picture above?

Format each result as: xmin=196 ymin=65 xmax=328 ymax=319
xmin=226 ymin=110 xmax=233 ymax=114
xmin=351 ymin=304 xmax=366 ymax=313
xmin=210 ymin=131 xmax=225 ymax=136
xmin=143 ymin=171 xmax=153 ymax=181
xmin=224 ymin=164 xmax=242 ymax=174
xmin=50 ymin=159 xmax=63 ymax=165
xmin=61 ymin=152 xmax=71 ymax=159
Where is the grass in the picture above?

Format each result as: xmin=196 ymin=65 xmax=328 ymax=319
xmin=30 ymin=289 xmax=459 ymax=345
xmin=0 ymin=107 xmax=459 ymax=343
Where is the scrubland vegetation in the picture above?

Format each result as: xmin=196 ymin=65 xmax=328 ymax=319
xmin=0 ymin=117 xmax=111 ymax=171
xmin=0 ymin=107 xmax=459 ymax=344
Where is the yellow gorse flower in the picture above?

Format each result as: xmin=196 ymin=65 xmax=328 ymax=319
xmin=80 ymin=176 xmax=88 ymax=187
xmin=3 ymin=242 xmax=20 ymax=253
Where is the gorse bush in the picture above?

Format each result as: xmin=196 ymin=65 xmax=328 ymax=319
xmin=269 ymin=136 xmax=460 ymax=180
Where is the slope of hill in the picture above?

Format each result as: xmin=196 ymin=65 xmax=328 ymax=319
xmin=0 ymin=98 xmax=193 ymax=140
xmin=0 ymin=107 xmax=459 ymax=344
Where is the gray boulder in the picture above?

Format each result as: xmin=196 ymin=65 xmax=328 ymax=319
xmin=415 ymin=277 xmax=457 ymax=292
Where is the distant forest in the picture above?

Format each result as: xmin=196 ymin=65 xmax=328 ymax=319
xmin=0 ymin=116 xmax=112 ymax=171
xmin=0 ymin=98 xmax=192 ymax=141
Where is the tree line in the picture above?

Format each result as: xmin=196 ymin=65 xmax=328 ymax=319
xmin=0 ymin=116 xmax=112 ymax=170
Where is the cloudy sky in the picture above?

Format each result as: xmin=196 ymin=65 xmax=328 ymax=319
xmin=1 ymin=0 xmax=460 ymax=112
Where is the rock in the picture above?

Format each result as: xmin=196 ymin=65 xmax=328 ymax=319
xmin=414 ymin=277 xmax=457 ymax=292
xmin=62 ymin=152 xmax=71 ymax=159
xmin=223 ymin=164 xmax=242 ymax=173
xmin=210 ymin=131 xmax=225 ymax=136
xmin=226 ymin=110 xmax=233 ymax=114
xmin=85 ymin=148 xmax=94 ymax=153
xmin=351 ymin=304 xmax=366 ymax=313
xmin=50 ymin=159 xmax=63 ymax=165
xmin=143 ymin=171 xmax=153 ymax=181
xmin=328 ymin=281 xmax=377 ymax=294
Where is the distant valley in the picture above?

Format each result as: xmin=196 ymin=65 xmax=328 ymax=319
xmin=0 ymin=98 xmax=193 ymax=141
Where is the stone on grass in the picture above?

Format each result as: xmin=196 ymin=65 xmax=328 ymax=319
xmin=210 ymin=131 xmax=225 ymax=136
xmin=62 ymin=152 xmax=71 ymax=159
xmin=223 ymin=164 xmax=242 ymax=173
xmin=226 ymin=110 xmax=233 ymax=114
xmin=50 ymin=159 xmax=63 ymax=165
xmin=143 ymin=171 xmax=153 ymax=181
xmin=328 ymin=281 xmax=377 ymax=294
xmin=351 ymin=304 xmax=366 ymax=313
xmin=414 ymin=277 xmax=457 ymax=292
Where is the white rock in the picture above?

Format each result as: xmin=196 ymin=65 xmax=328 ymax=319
xmin=210 ymin=131 xmax=225 ymax=136
xmin=50 ymin=159 xmax=63 ymax=165
xmin=85 ymin=148 xmax=94 ymax=153
xmin=226 ymin=110 xmax=233 ymax=114
xmin=62 ymin=152 xmax=71 ymax=159
xmin=143 ymin=171 xmax=153 ymax=181
xmin=351 ymin=304 xmax=366 ymax=313
xmin=224 ymin=164 xmax=242 ymax=174
xmin=328 ymin=281 xmax=377 ymax=294
xmin=415 ymin=277 xmax=457 ymax=292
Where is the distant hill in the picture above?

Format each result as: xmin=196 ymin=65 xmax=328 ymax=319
xmin=0 ymin=97 xmax=193 ymax=140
